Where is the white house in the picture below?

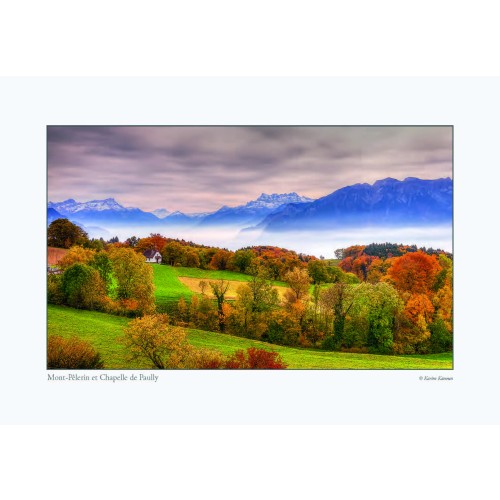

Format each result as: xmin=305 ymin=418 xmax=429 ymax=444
xmin=143 ymin=249 xmax=162 ymax=263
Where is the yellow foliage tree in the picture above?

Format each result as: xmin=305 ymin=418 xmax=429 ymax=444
xmin=108 ymin=247 xmax=155 ymax=314
xmin=58 ymin=246 xmax=96 ymax=270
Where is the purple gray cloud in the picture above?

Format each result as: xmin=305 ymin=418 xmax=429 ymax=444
xmin=48 ymin=126 xmax=452 ymax=213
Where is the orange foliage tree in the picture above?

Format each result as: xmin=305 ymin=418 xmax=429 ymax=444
xmin=135 ymin=233 xmax=168 ymax=254
xmin=386 ymin=251 xmax=440 ymax=294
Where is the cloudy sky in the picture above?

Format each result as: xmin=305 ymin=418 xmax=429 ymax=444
xmin=48 ymin=126 xmax=452 ymax=213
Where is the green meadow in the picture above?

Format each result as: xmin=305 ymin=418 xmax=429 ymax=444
xmin=48 ymin=304 xmax=452 ymax=370
xmin=152 ymin=265 xmax=194 ymax=309
xmin=173 ymin=266 xmax=287 ymax=286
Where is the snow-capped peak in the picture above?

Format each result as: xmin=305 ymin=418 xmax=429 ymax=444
xmin=152 ymin=208 xmax=170 ymax=219
xmin=48 ymin=197 xmax=126 ymax=214
xmin=246 ymin=192 xmax=314 ymax=209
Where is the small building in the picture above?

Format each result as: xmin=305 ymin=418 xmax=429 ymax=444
xmin=143 ymin=249 xmax=162 ymax=264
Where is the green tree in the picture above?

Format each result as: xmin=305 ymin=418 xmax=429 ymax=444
xmin=209 ymin=279 xmax=230 ymax=332
xmin=182 ymin=248 xmax=200 ymax=268
xmin=89 ymin=251 xmax=113 ymax=293
xmin=108 ymin=247 xmax=155 ymax=314
xmin=307 ymin=260 xmax=329 ymax=284
xmin=48 ymin=218 xmax=89 ymax=249
xmin=243 ymin=265 xmax=279 ymax=313
xmin=232 ymin=249 xmax=255 ymax=273
xmin=354 ymin=282 xmax=403 ymax=353
xmin=320 ymin=282 xmax=356 ymax=350
xmin=162 ymin=241 xmax=184 ymax=266
xmin=125 ymin=236 xmax=139 ymax=248
xmin=61 ymin=263 xmax=106 ymax=310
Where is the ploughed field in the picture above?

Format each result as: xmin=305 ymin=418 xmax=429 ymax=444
xmin=47 ymin=304 xmax=452 ymax=370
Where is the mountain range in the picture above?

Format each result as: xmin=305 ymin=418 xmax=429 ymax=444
xmin=47 ymin=177 xmax=452 ymax=233
xmin=199 ymin=192 xmax=314 ymax=227
xmin=255 ymin=177 xmax=452 ymax=231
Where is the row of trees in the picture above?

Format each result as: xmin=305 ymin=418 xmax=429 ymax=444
xmin=48 ymin=220 xmax=452 ymax=355
xmin=171 ymin=250 xmax=452 ymax=355
xmin=48 ymin=219 xmax=320 ymax=282
xmin=48 ymin=245 xmax=156 ymax=316
xmin=122 ymin=314 xmax=287 ymax=369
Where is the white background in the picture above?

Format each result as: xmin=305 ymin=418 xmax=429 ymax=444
xmin=0 ymin=77 xmax=498 ymax=425
xmin=1 ymin=1 xmax=500 ymax=499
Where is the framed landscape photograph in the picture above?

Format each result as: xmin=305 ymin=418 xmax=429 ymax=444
xmin=47 ymin=125 xmax=453 ymax=370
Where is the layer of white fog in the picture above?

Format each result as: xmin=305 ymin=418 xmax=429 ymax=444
xmin=86 ymin=224 xmax=453 ymax=258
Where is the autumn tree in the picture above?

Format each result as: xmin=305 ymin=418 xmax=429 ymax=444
xmin=243 ymin=265 xmax=279 ymax=313
xmin=162 ymin=241 xmax=184 ymax=266
xmin=48 ymin=218 xmax=89 ymax=249
xmin=386 ymin=251 xmax=441 ymax=294
xmin=209 ymin=279 xmax=230 ymax=332
xmin=188 ymin=294 xmax=219 ymax=332
xmin=229 ymin=266 xmax=279 ymax=339
xmin=209 ymin=249 xmax=233 ymax=271
xmin=232 ymin=249 xmax=255 ymax=273
xmin=84 ymin=238 xmax=106 ymax=251
xmin=121 ymin=314 xmax=223 ymax=369
xmin=136 ymin=233 xmax=168 ymax=254
xmin=283 ymin=266 xmax=311 ymax=301
xmin=108 ymin=247 xmax=155 ymax=314
xmin=182 ymin=248 xmax=200 ymax=268
xmin=121 ymin=314 xmax=192 ymax=368
xmin=58 ymin=246 xmax=96 ymax=270
xmin=265 ymin=308 xmax=302 ymax=346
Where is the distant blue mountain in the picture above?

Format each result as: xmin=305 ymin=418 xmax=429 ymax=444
xmin=254 ymin=177 xmax=452 ymax=231
xmin=199 ymin=192 xmax=314 ymax=227
xmin=160 ymin=211 xmax=198 ymax=227
xmin=48 ymin=198 xmax=161 ymax=226
xmin=48 ymin=207 xmax=64 ymax=223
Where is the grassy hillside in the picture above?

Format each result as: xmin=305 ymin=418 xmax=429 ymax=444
xmin=152 ymin=265 xmax=194 ymax=309
xmin=47 ymin=304 xmax=452 ymax=370
xmin=152 ymin=265 xmax=287 ymax=308
xmin=48 ymin=304 xmax=148 ymax=369
xmin=174 ymin=266 xmax=287 ymax=286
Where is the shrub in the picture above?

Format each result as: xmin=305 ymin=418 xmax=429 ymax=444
xmin=416 ymin=319 xmax=453 ymax=354
xmin=48 ymin=336 xmax=104 ymax=369
xmin=265 ymin=310 xmax=301 ymax=346
xmin=341 ymin=346 xmax=369 ymax=354
xmin=428 ymin=319 xmax=453 ymax=352
xmin=225 ymin=347 xmax=288 ymax=369
xmin=321 ymin=335 xmax=337 ymax=351
xmin=188 ymin=348 xmax=226 ymax=369
xmin=47 ymin=274 xmax=65 ymax=305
